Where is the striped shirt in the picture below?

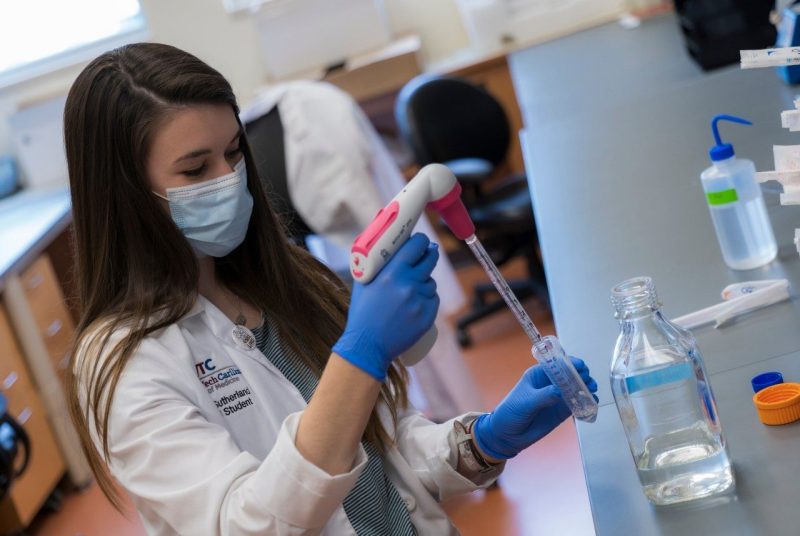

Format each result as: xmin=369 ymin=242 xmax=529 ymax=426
xmin=252 ymin=318 xmax=416 ymax=536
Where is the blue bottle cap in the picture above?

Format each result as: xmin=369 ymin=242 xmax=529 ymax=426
xmin=709 ymin=114 xmax=753 ymax=162
xmin=751 ymin=371 xmax=784 ymax=393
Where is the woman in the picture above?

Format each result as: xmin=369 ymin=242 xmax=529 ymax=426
xmin=66 ymin=43 xmax=598 ymax=535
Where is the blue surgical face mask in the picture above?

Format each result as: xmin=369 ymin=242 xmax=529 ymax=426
xmin=157 ymin=158 xmax=253 ymax=257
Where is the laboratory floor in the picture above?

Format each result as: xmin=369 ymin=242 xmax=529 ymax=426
xmin=27 ymin=259 xmax=595 ymax=536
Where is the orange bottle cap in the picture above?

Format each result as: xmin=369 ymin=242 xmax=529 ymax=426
xmin=753 ymin=382 xmax=800 ymax=425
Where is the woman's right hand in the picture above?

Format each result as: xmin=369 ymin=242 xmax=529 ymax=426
xmin=332 ymin=233 xmax=440 ymax=381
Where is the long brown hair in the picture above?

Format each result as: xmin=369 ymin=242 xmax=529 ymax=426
xmin=65 ymin=42 xmax=408 ymax=510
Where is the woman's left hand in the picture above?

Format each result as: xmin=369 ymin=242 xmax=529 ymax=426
xmin=472 ymin=357 xmax=598 ymax=461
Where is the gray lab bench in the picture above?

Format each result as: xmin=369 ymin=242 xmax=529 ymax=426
xmin=510 ymin=13 xmax=800 ymax=535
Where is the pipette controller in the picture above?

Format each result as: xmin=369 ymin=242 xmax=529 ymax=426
xmin=351 ymin=164 xmax=597 ymax=421
xmin=349 ymin=164 xmax=473 ymax=365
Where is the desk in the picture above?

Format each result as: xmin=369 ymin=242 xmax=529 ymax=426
xmin=321 ymin=35 xmax=423 ymax=103
xmin=512 ymin=13 xmax=800 ymax=535
xmin=281 ymin=35 xmax=528 ymax=176
xmin=0 ymin=187 xmax=90 ymax=533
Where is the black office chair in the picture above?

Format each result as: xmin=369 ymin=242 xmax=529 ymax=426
xmin=244 ymin=106 xmax=315 ymax=248
xmin=395 ymin=74 xmax=548 ymax=346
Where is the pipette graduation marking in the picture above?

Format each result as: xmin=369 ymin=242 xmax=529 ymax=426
xmin=465 ymin=235 xmax=542 ymax=343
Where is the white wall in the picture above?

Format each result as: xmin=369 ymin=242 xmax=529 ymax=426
xmin=0 ymin=0 xmax=474 ymax=156
xmin=0 ymin=0 xmax=640 ymax=156
xmin=0 ymin=0 xmax=265 ymax=156
xmin=383 ymin=0 xmax=470 ymax=64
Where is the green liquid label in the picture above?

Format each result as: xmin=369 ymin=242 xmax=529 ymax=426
xmin=706 ymin=188 xmax=738 ymax=206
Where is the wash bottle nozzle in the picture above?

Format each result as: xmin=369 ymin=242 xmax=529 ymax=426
xmin=710 ymin=114 xmax=752 ymax=161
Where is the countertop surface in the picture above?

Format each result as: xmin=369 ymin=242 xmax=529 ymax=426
xmin=0 ymin=186 xmax=71 ymax=291
xmin=511 ymin=12 xmax=800 ymax=535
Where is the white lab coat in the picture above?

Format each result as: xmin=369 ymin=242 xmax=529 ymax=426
xmin=76 ymin=296 xmax=501 ymax=535
xmin=241 ymin=82 xmax=482 ymax=420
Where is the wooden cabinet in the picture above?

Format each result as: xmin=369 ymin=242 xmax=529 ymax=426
xmin=0 ymin=304 xmax=65 ymax=534
xmin=19 ymin=256 xmax=76 ymax=386
xmin=1 ymin=251 xmax=92 ymax=519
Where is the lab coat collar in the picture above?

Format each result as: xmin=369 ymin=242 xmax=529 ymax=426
xmin=181 ymin=295 xmax=252 ymax=350
xmin=184 ymin=296 xmax=205 ymax=319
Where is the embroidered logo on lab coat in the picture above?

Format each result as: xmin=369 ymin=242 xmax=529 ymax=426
xmin=196 ymin=357 xmax=255 ymax=417
xmin=213 ymin=387 xmax=254 ymax=416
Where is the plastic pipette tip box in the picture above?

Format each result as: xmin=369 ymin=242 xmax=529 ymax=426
xmin=753 ymin=383 xmax=800 ymax=425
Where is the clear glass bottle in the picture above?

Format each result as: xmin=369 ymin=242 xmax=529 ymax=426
xmin=610 ymin=277 xmax=734 ymax=506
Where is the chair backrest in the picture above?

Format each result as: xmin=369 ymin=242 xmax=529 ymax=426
xmin=244 ymin=106 xmax=314 ymax=246
xmin=395 ymin=74 xmax=511 ymax=168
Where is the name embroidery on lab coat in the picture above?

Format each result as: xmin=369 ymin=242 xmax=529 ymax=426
xmin=195 ymin=357 xmax=255 ymax=417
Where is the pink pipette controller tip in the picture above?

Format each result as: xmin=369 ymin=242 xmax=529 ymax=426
xmin=427 ymin=182 xmax=475 ymax=240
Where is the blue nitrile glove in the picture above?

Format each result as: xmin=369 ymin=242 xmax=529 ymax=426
xmin=333 ymin=233 xmax=440 ymax=381
xmin=473 ymin=357 xmax=598 ymax=460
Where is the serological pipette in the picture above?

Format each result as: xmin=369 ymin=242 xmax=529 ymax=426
xmin=464 ymin=235 xmax=598 ymax=423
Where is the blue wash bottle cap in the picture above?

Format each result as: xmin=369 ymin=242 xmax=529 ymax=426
xmin=751 ymin=371 xmax=784 ymax=393
xmin=710 ymin=114 xmax=753 ymax=162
